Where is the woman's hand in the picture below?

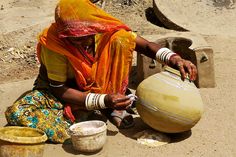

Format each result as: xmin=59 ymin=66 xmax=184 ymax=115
xmin=104 ymin=94 xmax=132 ymax=110
xmin=169 ymin=55 xmax=197 ymax=81
xmin=134 ymin=35 xmax=197 ymax=81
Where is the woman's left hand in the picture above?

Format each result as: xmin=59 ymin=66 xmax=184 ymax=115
xmin=169 ymin=55 xmax=197 ymax=81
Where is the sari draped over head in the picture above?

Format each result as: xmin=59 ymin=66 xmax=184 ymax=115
xmin=37 ymin=0 xmax=136 ymax=95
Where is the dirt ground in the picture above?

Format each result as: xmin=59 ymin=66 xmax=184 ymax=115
xmin=0 ymin=0 xmax=236 ymax=157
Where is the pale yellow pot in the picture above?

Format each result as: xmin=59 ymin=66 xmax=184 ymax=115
xmin=0 ymin=126 xmax=47 ymax=157
xmin=136 ymin=66 xmax=204 ymax=133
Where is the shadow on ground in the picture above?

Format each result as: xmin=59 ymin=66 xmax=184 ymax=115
xmin=119 ymin=116 xmax=192 ymax=143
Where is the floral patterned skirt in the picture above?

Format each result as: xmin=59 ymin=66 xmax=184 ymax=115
xmin=5 ymin=90 xmax=72 ymax=143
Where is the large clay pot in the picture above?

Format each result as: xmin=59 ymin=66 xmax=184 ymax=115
xmin=136 ymin=66 xmax=204 ymax=133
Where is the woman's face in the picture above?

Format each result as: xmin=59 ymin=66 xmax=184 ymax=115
xmin=68 ymin=35 xmax=94 ymax=47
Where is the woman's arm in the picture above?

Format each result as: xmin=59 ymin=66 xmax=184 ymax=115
xmin=49 ymin=80 xmax=132 ymax=111
xmin=135 ymin=35 xmax=162 ymax=59
xmin=49 ymin=80 xmax=87 ymax=110
xmin=135 ymin=35 xmax=197 ymax=81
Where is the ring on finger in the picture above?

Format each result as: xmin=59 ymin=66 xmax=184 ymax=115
xmin=177 ymin=63 xmax=183 ymax=67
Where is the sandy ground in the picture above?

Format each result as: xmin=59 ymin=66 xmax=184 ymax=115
xmin=0 ymin=0 xmax=236 ymax=157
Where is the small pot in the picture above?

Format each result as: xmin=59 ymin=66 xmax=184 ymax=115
xmin=68 ymin=120 xmax=107 ymax=153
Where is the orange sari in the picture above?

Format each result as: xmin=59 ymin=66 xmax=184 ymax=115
xmin=37 ymin=0 xmax=136 ymax=95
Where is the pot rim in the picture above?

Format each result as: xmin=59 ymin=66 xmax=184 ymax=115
xmin=68 ymin=120 xmax=107 ymax=136
xmin=0 ymin=126 xmax=47 ymax=144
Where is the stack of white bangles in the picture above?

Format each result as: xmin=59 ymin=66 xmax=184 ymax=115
xmin=85 ymin=93 xmax=107 ymax=110
xmin=85 ymin=93 xmax=138 ymax=110
xmin=155 ymin=48 xmax=177 ymax=64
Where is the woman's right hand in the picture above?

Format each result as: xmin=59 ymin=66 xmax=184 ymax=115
xmin=104 ymin=94 xmax=132 ymax=110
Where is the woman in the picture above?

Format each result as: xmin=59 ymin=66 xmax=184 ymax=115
xmin=5 ymin=0 xmax=197 ymax=143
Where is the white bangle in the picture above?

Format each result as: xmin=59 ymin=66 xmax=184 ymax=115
xmin=49 ymin=83 xmax=64 ymax=88
xmin=85 ymin=93 xmax=107 ymax=110
xmin=156 ymin=48 xmax=176 ymax=64
xmin=98 ymin=94 xmax=106 ymax=109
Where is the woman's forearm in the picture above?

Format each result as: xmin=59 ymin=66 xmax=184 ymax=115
xmin=135 ymin=35 xmax=162 ymax=59
xmin=49 ymin=84 xmax=133 ymax=111
xmin=134 ymin=35 xmax=197 ymax=81
xmin=50 ymin=85 xmax=87 ymax=110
